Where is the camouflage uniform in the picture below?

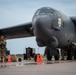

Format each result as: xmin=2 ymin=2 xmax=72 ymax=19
xmin=0 ymin=36 xmax=6 ymax=63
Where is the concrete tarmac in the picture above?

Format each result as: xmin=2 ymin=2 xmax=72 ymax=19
xmin=0 ymin=61 xmax=76 ymax=75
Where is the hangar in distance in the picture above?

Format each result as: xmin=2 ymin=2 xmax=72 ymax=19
xmin=0 ymin=7 xmax=76 ymax=59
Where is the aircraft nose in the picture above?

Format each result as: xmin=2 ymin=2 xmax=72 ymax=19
xmin=33 ymin=15 xmax=52 ymax=39
xmin=35 ymin=15 xmax=51 ymax=29
xmin=34 ymin=15 xmax=60 ymax=31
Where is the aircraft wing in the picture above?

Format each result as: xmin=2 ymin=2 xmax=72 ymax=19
xmin=0 ymin=22 xmax=34 ymax=39
xmin=70 ymin=17 xmax=76 ymax=25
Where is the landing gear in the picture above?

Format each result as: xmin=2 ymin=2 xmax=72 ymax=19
xmin=74 ymin=50 xmax=76 ymax=60
xmin=47 ymin=49 xmax=52 ymax=60
xmin=46 ymin=47 xmax=59 ymax=61
xmin=67 ymin=49 xmax=72 ymax=60
xmin=55 ymin=55 xmax=59 ymax=60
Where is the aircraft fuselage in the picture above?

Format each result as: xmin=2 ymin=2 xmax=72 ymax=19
xmin=32 ymin=7 xmax=75 ymax=48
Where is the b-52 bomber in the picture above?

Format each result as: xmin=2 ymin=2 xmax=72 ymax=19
xmin=0 ymin=7 xmax=76 ymax=60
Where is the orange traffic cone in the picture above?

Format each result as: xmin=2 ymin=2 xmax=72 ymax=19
xmin=7 ymin=55 xmax=11 ymax=62
xmin=36 ymin=55 xmax=40 ymax=64
xmin=39 ymin=55 xmax=43 ymax=64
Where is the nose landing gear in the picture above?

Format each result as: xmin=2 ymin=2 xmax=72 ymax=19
xmin=44 ymin=47 xmax=59 ymax=61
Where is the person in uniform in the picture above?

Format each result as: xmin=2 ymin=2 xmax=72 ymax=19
xmin=0 ymin=35 xmax=7 ymax=63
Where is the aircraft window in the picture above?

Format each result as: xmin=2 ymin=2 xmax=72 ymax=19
xmin=35 ymin=9 xmax=40 ymax=15
xmin=39 ymin=9 xmax=46 ymax=14
xmin=40 ymin=9 xmax=54 ymax=15
xmin=47 ymin=9 xmax=54 ymax=15
xmin=35 ymin=8 xmax=55 ymax=15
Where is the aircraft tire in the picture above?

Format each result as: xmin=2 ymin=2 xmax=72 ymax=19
xmin=54 ymin=55 xmax=59 ymax=60
xmin=47 ymin=49 xmax=52 ymax=60
xmin=67 ymin=49 xmax=72 ymax=60
xmin=74 ymin=50 xmax=76 ymax=60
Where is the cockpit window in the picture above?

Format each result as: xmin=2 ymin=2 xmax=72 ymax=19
xmin=35 ymin=9 xmax=40 ymax=15
xmin=47 ymin=9 xmax=54 ymax=15
xmin=35 ymin=8 xmax=55 ymax=15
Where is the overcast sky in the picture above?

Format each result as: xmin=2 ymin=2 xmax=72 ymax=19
xmin=0 ymin=0 xmax=76 ymax=54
